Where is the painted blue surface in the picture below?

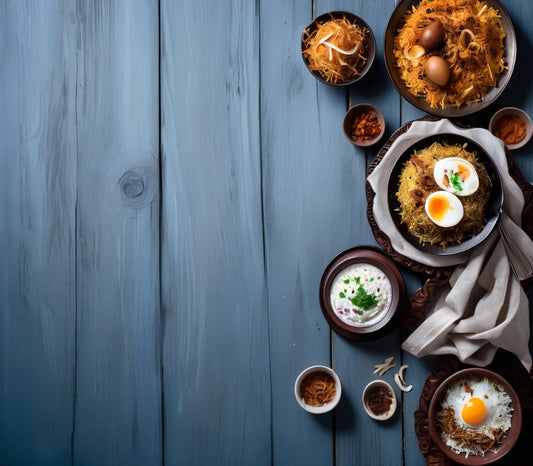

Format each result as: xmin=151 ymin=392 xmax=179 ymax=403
xmin=1 ymin=1 xmax=532 ymax=465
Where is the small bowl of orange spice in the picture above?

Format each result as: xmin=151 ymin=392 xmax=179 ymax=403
xmin=489 ymin=107 xmax=532 ymax=150
xmin=294 ymin=365 xmax=342 ymax=414
xmin=343 ymin=103 xmax=385 ymax=147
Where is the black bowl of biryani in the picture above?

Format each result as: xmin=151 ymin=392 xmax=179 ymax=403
xmin=428 ymin=368 xmax=522 ymax=465
xmin=387 ymin=133 xmax=503 ymax=255
xmin=384 ymin=0 xmax=516 ymax=116
xmin=301 ymin=11 xmax=376 ymax=86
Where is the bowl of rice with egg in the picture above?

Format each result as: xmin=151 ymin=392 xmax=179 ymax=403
xmin=388 ymin=133 xmax=503 ymax=255
xmin=384 ymin=0 xmax=516 ymax=116
xmin=428 ymin=368 xmax=522 ymax=464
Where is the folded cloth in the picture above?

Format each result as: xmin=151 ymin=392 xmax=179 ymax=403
xmin=367 ymin=119 xmax=533 ymax=374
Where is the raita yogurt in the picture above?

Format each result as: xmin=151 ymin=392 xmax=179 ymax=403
xmin=329 ymin=262 xmax=392 ymax=327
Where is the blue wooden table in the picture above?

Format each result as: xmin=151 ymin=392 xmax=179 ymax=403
xmin=1 ymin=1 xmax=532 ymax=465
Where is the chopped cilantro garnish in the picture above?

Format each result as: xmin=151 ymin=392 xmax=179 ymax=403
xmin=449 ymin=171 xmax=463 ymax=192
xmin=348 ymin=286 xmax=378 ymax=311
xmin=343 ymin=279 xmax=350 ymax=284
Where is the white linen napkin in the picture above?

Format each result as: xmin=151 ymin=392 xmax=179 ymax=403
xmin=367 ymin=119 xmax=533 ymax=373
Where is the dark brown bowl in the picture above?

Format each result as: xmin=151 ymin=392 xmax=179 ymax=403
xmin=383 ymin=0 xmax=516 ymax=116
xmin=301 ymin=11 xmax=376 ymax=86
xmin=428 ymin=368 xmax=522 ymax=465
xmin=319 ymin=246 xmax=405 ymax=340
xmin=387 ymin=133 xmax=504 ymax=256
xmin=343 ymin=103 xmax=385 ymax=147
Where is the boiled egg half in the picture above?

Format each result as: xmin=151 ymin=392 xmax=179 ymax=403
xmin=434 ymin=157 xmax=479 ymax=196
xmin=425 ymin=191 xmax=463 ymax=227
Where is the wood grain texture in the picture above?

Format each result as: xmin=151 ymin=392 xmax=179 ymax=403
xmin=74 ymin=2 xmax=162 ymax=465
xmin=160 ymin=1 xmax=270 ymax=465
xmin=1 ymin=0 xmax=532 ymax=464
xmin=0 ymin=2 xmax=77 ymax=464
xmin=489 ymin=0 xmax=533 ymax=177
xmin=261 ymin=0 xmax=351 ymax=463
xmin=335 ymin=1 xmax=408 ymax=464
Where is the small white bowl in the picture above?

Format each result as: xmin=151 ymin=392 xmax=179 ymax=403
xmin=294 ymin=365 xmax=342 ymax=414
xmin=362 ymin=380 xmax=397 ymax=420
xmin=489 ymin=107 xmax=533 ymax=150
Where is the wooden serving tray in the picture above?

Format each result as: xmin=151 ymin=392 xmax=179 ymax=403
xmin=365 ymin=116 xmax=533 ymax=331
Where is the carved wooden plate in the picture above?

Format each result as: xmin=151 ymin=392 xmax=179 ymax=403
xmin=319 ymin=246 xmax=406 ymax=340
xmin=415 ymin=352 xmax=533 ymax=465
xmin=365 ymin=116 xmax=533 ymax=330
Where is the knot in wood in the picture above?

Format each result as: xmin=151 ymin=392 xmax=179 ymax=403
xmin=115 ymin=166 xmax=158 ymax=211
xmin=120 ymin=170 xmax=145 ymax=198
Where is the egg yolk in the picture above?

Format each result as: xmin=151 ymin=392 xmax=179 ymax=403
xmin=461 ymin=397 xmax=487 ymax=426
xmin=427 ymin=194 xmax=449 ymax=221
xmin=457 ymin=163 xmax=470 ymax=180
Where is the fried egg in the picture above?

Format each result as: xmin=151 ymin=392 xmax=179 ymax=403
xmin=434 ymin=157 xmax=479 ymax=196
xmin=425 ymin=191 xmax=464 ymax=227
xmin=446 ymin=381 xmax=511 ymax=431
xmin=438 ymin=376 xmax=513 ymax=457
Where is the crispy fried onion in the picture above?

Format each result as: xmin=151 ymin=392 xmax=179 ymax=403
xmin=300 ymin=371 xmax=336 ymax=406
xmin=437 ymin=406 xmax=506 ymax=456
xmin=393 ymin=0 xmax=506 ymax=108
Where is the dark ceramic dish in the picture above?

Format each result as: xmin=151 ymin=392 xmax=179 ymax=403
xmin=301 ymin=11 xmax=376 ymax=86
xmin=383 ymin=0 xmax=516 ymax=116
xmin=428 ymin=368 xmax=522 ymax=465
xmin=343 ymin=103 xmax=385 ymax=147
xmin=319 ymin=246 xmax=405 ymax=340
xmin=387 ymin=133 xmax=504 ymax=256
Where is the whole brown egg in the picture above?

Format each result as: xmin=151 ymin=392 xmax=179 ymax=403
xmin=420 ymin=20 xmax=445 ymax=49
xmin=425 ymin=56 xmax=451 ymax=87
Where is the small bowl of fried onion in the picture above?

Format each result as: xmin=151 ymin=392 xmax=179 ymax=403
xmin=301 ymin=11 xmax=375 ymax=86
xmin=294 ymin=365 xmax=342 ymax=414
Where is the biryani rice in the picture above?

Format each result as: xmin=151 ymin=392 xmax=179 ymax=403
xmin=396 ymin=142 xmax=489 ymax=247
xmin=393 ymin=0 xmax=506 ymax=108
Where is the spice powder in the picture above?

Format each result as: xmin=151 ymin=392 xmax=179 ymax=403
xmin=493 ymin=115 xmax=527 ymax=145
xmin=365 ymin=385 xmax=393 ymax=415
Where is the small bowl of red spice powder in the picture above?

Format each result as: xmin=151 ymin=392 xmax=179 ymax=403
xmin=294 ymin=365 xmax=342 ymax=414
xmin=343 ymin=103 xmax=385 ymax=147
xmin=362 ymin=380 xmax=397 ymax=421
xmin=489 ymin=107 xmax=532 ymax=150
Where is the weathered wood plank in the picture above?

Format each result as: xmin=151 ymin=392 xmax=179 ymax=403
xmin=73 ymin=2 xmax=162 ymax=464
xmin=0 ymin=0 xmax=531 ymax=464
xmin=261 ymin=0 xmax=359 ymax=463
xmin=160 ymin=1 xmax=270 ymax=464
xmin=332 ymin=1 xmax=407 ymax=464
xmin=0 ymin=2 xmax=77 ymax=464
xmin=491 ymin=0 xmax=533 ymax=173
